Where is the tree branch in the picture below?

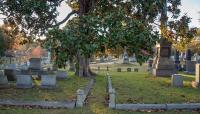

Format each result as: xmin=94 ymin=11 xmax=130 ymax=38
xmin=52 ymin=10 xmax=78 ymax=27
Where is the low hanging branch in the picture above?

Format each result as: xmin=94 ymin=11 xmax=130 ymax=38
xmin=52 ymin=10 xmax=78 ymax=27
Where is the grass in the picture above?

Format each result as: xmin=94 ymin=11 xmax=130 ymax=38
xmin=0 ymin=71 xmax=199 ymax=114
xmin=1 ymin=66 xmax=200 ymax=114
xmin=110 ymin=71 xmax=200 ymax=104
xmin=0 ymin=71 xmax=89 ymax=101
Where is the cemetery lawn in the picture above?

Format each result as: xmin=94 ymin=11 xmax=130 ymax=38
xmin=0 ymin=71 xmax=199 ymax=114
xmin=0 ymin=71 xmax=89 ymax=101
xmin=110 ymin=71 xmax=200 ymax=104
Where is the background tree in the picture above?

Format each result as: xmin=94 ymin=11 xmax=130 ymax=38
xmin=0 ymin=0 xmax=192 ymax=77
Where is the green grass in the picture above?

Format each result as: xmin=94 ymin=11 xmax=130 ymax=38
xmin=1 ymin=66 xmax=200 ymax=114
xmin=0 ymin=71 xmax=199 ymax=114
xmin=110 ymin=71 xmax=199 ymax=104
xmin=0 ymin=71 xmax=89 ymax=101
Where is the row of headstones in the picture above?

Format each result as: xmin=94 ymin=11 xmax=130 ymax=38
xmin=117 ymin=68 xmax=139 ymax=72
xmin=0 ymin=70 xmax=67 ymax=89
xmin=171 ymin=64 xmax=200 ymax=88
xmin=97 ymin=67 xmax=139 ymax=72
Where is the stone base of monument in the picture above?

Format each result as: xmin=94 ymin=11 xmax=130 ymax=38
xmin=16 ymin=75 xmax=33 ymax=89
xmin=56 ymin=71 xmax=67 ymax=79
xmin=41 ymin=75 xmax=56 ymax=89
xmin=153 ymin=57 xmax=176 ymax=77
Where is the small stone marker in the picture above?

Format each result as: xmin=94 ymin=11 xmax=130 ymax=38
xmin=41 ymin=75 xmax=56 ymax=89
xmin=117 ymin=68 xmax=121 ymax=72
xmin=56 ymin=71 xmax=67 ymax=79
xmin=98 ymin=66 xmax=100 ymax=71
xmin=127 ymin=68 xmax=131 ymax=72
xmin=134 ymin=68 xmax=139 ymax=72
xmin=16 ymin=75 xmax=33 ymax=89
xmin=171 ymin=74 xmax=183 ymax=87
xmin=0 ymin=71 xmax=9 ymax=88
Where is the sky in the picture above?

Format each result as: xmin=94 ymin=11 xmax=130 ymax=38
xmin=0 ymin=0 xmax=200 ymax=28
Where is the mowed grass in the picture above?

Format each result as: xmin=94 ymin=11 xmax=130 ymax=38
xmin=110 ymin=71 xmax=200 ymax=104
xmin=0 ymin=71 xmax=89 ymax=101
xmin=1 ymin=71 xmax=199 ymax=114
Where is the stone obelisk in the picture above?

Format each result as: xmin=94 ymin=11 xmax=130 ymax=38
xmin=152 ymin=0 xmax=176 ymax=77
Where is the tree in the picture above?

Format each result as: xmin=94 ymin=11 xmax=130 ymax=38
xmin=0 ymin=0 xmax=189 ymax=77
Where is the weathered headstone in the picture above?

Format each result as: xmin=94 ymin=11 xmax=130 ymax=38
xmin=29 ymin=58 xmax=41 ymax=71
xmin=16 ymin=75 xmax=33 ymax=89
xmin=185 ymin=61 xmax=195 ymax=74
xmin=4 ymin=69 xmax=17 ymax=81
xmin=56 ymin=71 xmax=67 ymax=79
xmin=171 ymin=74 xmax=183 ymax=87
xmin=147 ymin=58 xmax=153 ymax=72
xmin=0 ymin=71 xmax=9 ymax=88
xmin=127 ymin=68 xmax=131 ymax=72
xmin=117 ymin=68 xmax=121 ymax=72
xmin=123 ymin=48 xmax=129 ymax=64
xmin=107 ymin=66 xmax=109 ymax=71
xmin=134 ymin=68 xmax=139 ymax=72
xmin=41 ymin=75 xmax=56 ymax=89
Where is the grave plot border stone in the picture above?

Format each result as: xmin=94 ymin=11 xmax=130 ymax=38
xmin=76 ymin=79 xmax=94 ymax=107
xmin=106 ymin=73 xmax=200 ymax=111
xmin=0 ymin=99 xmax=75 ymax=109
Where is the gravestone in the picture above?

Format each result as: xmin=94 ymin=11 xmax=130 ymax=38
xmin=171 ymin=74 xmax=183 ymax=87
xmin=147 ymin=58 xmax=153 ymax=72
xmin=29 ymin=58 xmax=41 ymax=71
xmin=134 ymin=68 xmax=139 ymax=72
xmin=56 ymin=71 xmax=67 ymax=79
xmin=16 ymin=75 xmax=33 ymax=88
xmin=185 ymin=49 xmax=195 ymax=74
xmin=123 ymin=48 xmax=129 ymax=64
xmin=0 ymin=71 xmax=9 ymax=88
xmin=117 ymin=68 xmax=121 ymax=72
xmin=41 ymin=75 xmax=56 ymax=89
xmin=127 ymin=68 xmax=131 ymax=72
xmin=4 ymin=69 xmax=17 ymax=81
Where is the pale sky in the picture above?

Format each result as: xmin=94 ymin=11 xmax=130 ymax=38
xmin=0 ymin=0 xmax=200 ymax=28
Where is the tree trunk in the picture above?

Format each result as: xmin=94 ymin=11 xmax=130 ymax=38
xmin=69 ymin=56 xmax=75 ymax=71
xmin=75 ymin=51 xmax=94 ymax=77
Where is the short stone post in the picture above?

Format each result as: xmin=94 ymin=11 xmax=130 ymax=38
xmin=98 ymin=66 xmax=100 ymax=71
xmin=76 ymin=89 xmax=85 ymax=107
xmin=109 ymin=88 xmax=116 ymax=109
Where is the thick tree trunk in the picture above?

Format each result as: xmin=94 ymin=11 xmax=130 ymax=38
xmin=75 ymin=51 xmax=94 ymax=77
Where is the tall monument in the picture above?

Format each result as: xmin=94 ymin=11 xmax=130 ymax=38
xmin=152 ymin=0 xmax=176 ymax=76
